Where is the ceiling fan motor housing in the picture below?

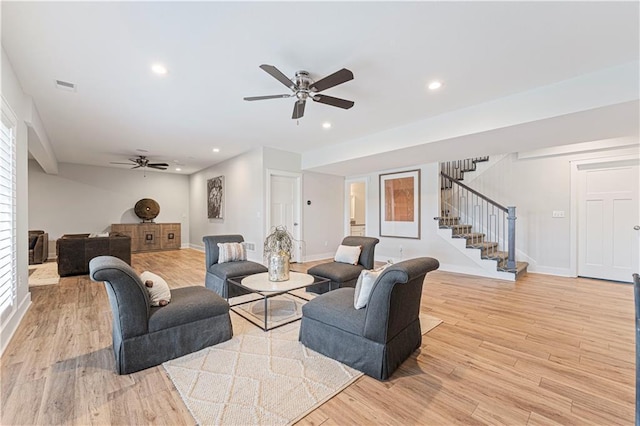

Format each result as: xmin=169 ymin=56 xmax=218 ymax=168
xmin=295 ymin=71 xmax=313 ymax=100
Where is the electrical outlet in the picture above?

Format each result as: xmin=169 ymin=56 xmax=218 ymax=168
xmin=244 ymin=242 xmax=255 ymax=251
xmin=552 ymin=210 xmax=565 ymax=218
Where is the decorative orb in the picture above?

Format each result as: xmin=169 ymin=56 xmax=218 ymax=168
xmin=134 ymin=198 xmax=160 ymax=221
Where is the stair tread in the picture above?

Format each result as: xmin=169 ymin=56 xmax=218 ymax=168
xmin=468 ymin=241 xmax=498 ymax=249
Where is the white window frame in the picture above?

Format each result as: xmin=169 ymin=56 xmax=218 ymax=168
xmin=0 ymin=97 xmax=17 ymax=322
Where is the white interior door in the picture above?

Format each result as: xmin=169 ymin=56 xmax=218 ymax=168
xmin=269 ymin=173 xmax=302 ymax=262
xmin=578 ymin=161 xmax=639 ymax=282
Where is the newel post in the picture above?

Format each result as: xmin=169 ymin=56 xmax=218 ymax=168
xmin=507 ymin=206 xmax=517 ymax=270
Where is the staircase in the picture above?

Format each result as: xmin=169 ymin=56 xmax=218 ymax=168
xmin=437 ymin=158 xmax=528 ymax=280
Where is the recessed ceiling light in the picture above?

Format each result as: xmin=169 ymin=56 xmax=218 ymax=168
xmin=428 ymin=81 xmax=442 ymax=90
xmin=151 ymin=63 xmax=168 ymax=75
xmin=322 ymin=122 xmax=332 ymax=129
xmin=212 ymin=148 xmax=220 ymax=153
xmin=175 ymin=167 xmax=182 ymax=172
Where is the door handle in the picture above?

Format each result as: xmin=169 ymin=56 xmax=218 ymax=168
xmin=293 ymin=223 xmax=299 ymax=226
xmin=635 ymin=225 xmax=640 ymax=231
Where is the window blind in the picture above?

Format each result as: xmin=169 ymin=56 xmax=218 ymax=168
xmin=0 ymin=114 xmax=16 ymax=318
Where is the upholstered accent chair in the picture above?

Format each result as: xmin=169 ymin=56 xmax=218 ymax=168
xmin=306 ymin=236 xmax=380 ymax=294
xmin=299 ymin=257 xmax=440 ymax=380
xmin=89 ymin=256 xmax=232 ymax=374
xmin=28 ymin=230 xmax=48 ymax=265
xmin=203 ymin=234 xmax=268 ymax=298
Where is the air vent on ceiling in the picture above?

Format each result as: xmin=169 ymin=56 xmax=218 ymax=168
xmin=55 ymin=79 xmax=76 ymax=91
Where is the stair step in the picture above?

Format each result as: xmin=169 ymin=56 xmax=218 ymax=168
xmin=482 ymin=250 xmax=508 ymax=260
xmin=468 ymin=241 xmax=498 ymax=250
xmin=454 ymin=233 xmax=485 ymax=245
xmin=498 ymin=261 xmax=529 ymax=279
xmin=440 ymin=224 xmax=473 ymax=235
xmin=438 ymin=217 xmax=460 ymax=226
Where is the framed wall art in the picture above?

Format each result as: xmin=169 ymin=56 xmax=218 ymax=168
xmin=207 ymin=175 xmax=224 ymax=219
xmin=379 ymin=169 xmax=420 ymax=239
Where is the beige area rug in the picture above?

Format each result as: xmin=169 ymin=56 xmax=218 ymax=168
xmin=163 ymin=310 xmax=442 ymax=426
xmin=28 ymin=261 xmax=59 ymax=286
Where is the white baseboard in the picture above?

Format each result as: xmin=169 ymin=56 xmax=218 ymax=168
xmin=189 ymin=243 xmax=205 ymax=252
xmin=526 ymin=265 xmax=573 ymax=277
xmin=437 ymin=262 xmax=516 ymax=282
xmin=0 ymin=293 xmax=32 ymax=356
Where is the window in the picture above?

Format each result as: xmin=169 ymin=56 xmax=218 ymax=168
xmin=0 ymin=104 xmax=16 ymax=319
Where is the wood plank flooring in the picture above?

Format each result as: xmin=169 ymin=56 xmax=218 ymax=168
xmin=1 ymin=249 xmax=635 ymax=425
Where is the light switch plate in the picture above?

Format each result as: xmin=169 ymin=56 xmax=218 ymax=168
xmin=552 ymin=210 xmax=565 ymax=218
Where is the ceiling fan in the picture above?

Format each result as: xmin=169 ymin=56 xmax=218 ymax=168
xmin=244 ymin=64 xmax=355 ymax=119
xmin=110 ymin=155 xmax=169 ymax=170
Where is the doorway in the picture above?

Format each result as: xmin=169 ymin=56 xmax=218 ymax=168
xmin=266 ymin=170 xmax=302 ymax=262
xmin=575 ymin=159 xmax=639 ymax=282
xmin=346 ymin=179 xmax=367 ymax=237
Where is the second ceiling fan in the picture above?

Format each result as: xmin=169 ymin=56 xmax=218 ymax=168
xmin=244 ymin=64 xmax=354 ymax=119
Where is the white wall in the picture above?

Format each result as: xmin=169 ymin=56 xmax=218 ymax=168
xmin=1 ymin=48 xmax=31 ymax=354
xmin=302 ymin=172 xmax=344 ymax=261
xmin=28 ymin=161 xmax=190 ymax=253
xmin=348 ymin=163 xmax=487 ymax=275
xmin=344 ymin=143 xmax=640 ymax=277
xmin=468 ymin=144 xmax=640 ymax=275
xmin=189 ymin=148 xmax=265 ymax=261
xmin=189 ymin=147 xmax=345 ymax=263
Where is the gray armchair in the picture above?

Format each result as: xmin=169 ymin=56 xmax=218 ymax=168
xmin=299 ymin=257 xmax=440 ymax=380
xmin=306 ymin=236 xmax=380 ymax=294
xmin=28 ymin=230 xmax=48 ymax=265
xmin=89 ymin=256 xmax=232 ymax=374
xmin=203 ymin=234 xmax=268 ymax=298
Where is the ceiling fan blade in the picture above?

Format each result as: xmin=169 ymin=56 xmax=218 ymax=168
xmin=312 ymin=94 xmax=354 ymax=110
xmin=244 ymin=94 xmax=292 ymax=101
xmin=292 ymin=99 xmax=306 ymax=119
xmin=148 ymin=162 xmax=169 ymax=167
xmin=149 ymin=165 xmax=168 ymax=170
xmin=310 ymin=68 xmax=354 ymax=92
xmin=131 ymin=165 xmax=142 ymax=169
xmin=110 ymin=162 xmax=135 ymax=165
xmin=259 ymin=64 xmax=297 ymax=90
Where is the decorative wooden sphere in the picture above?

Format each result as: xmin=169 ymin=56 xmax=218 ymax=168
xmin=134 ymin=198 xmax=160 ymax=222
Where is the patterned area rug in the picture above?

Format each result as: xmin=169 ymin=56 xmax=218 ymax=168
xmin=28 ymin=261 xmax=59 ymax=286
xmin=163 ymin=311 xmax=442 ymax=426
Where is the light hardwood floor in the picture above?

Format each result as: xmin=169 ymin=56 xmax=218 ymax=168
xmin=2 ymin=249 xmax=634 ymax=425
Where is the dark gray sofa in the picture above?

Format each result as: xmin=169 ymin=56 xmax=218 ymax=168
xmin=299 ymin=257 xmax=440 ymax=380
xmin=306 ymin=236 xmax=379 ymax=294
xmin=203 ymin=234 xmax=268 ymax=298
xmin=89 ymin=256 xmax=232 ymax=374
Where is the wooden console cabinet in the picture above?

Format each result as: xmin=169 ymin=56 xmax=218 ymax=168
xmin=111 ymin=223 xmax=181 ymax=252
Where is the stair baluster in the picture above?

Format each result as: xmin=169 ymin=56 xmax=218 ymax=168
xmin=438 ymin=171 xmax=518 ymax=273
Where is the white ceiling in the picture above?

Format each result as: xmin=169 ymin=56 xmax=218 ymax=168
xmin=2 ymin=1 xmax=638 ymax=175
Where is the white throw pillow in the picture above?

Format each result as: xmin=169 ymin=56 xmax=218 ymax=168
xmin=140 ymin=271 xmax=172 ymax=307
xmin=353 ymin=263 xmax=391 ymax=309
xmin=217 ymin=242 xmax=247 ymax=263
xmin=334 ymin=244 xmax=362 ymax=265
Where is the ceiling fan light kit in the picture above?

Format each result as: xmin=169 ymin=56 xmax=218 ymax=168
xmin=244 ymin=64 xmax=355 ymax=119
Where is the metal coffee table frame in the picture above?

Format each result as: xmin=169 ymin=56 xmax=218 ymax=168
xmin=226 ymin=273 xmax=330 ymax=331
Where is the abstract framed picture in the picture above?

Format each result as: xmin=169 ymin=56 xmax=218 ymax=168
xmin=207 ymin=175 xmax=224 ymax=219
xmin=379 ymin=169 xmax=421 ymax=239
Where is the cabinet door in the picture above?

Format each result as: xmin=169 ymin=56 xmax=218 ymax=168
xmin=112 ymin=224 xmax=139 ymax=251
xmin=160 ymin=223 xmax=181 ymax=250
xmin=137 ymin=224 xmax=161 ymax=251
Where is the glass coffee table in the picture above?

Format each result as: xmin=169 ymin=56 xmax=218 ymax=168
xmin=226 ymin=272 xmax=329 ymax=331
